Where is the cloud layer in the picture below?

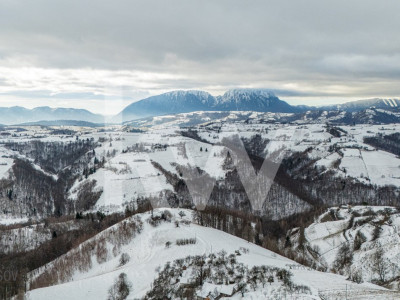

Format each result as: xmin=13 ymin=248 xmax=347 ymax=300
xmin=0 ymin=0 xmax=399 ymax=113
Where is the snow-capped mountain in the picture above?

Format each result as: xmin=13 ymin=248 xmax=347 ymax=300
xmin=322 ymin=98 xmax=400 ymax=112
xmin=0 ymin=106 xmax=105 ymax=125
xmin=2 ymin=92 xmax=399 ymax=126
xmin=215 ymin=89 xmax=299 ymax=113
xmin=116 ymin=89 xmax=300 ymax=122
xmin=116 ymin=90 xmax=400 ymax=123
xmin=114 ymin=90 xmax=217 ymax=122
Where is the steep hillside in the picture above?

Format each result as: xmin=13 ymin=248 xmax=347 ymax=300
xmin=285 ymin=206 xmax=400 ymax=289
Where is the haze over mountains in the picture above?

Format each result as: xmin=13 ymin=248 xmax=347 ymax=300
xmin=0 ymin=89 xmax=399 ymax=125
xmin=0 ymin=106 xmax=105 ymax=125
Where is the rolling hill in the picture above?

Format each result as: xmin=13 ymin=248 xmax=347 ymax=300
xmin=25 ymin=209 xmax=398 ymax=300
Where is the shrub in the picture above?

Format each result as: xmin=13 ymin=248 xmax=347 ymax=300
xmin=96 ymin=238 xmax=108 ymax=264
xmin=108 ymin=273 xmax=132 ymax=300
xmin=119 ymin=253 xmax=130 ymax=266
xmin=176 ymin=238 xmax=196 ymax=246
xmin=372 ymin=226 xmax=381 ymax=241
xmin=353 ymin=231 xmax=366 ymax=251
xmin=333 ymin=243 xmax=353 ymax=272
xmin=348 ymin=270 xmax=363 ymax=284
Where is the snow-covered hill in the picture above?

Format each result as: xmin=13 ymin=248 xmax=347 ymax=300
xmin=286 ymin=206 xmax=400 ymax=289
xmin=0 ymin=118 xmax=400 ymax=299
xmin=2 ymin=121 xmax=400 ymax=222
xmin=25 ymin=209 xmax=399 ymax=299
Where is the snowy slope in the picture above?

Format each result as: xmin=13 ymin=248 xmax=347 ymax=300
xmin=68 ymin=130 xmax=228 ymax=213
xmin=25 ymin=209 xmax=398 ymax=300
xmin=287 ymin=206 xmax=400 ymax=289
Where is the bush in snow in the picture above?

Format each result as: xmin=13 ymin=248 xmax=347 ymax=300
xmin=144 ymin=250 xmax=311 ymax=299
xmin=147 ymin=210 xmax=173 ymax=227
xmin=119 ymin=253 xmax=130 ymax=266
xmin=353 ymin=231 xmax=367 ymax=251
xmin=372 ymin=225 xmax=381 ymax=241
xmin=176 ymin=238 xmax=196 ymax=246
xmin=348 ymin=270 xmax=363 ymax=284
xmin=108 ymin=273 xmax=132 ymax=300
xmin=95 ymin=238 xmax=108 ymax=264
xmin=373 ymin=248 xmax=389 ymax=283
xmin=268 ymin=275 xmax=274 ymax=285
xmin=276 ymin=269 xmax=293 ymax=287
xmin=333 ymin=243 xmax=353 ymax=273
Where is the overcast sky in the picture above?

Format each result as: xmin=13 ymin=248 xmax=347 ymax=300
xmin=0 ymin=0 xmax=399 ymax=114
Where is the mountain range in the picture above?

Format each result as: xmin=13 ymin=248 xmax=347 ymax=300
xmin=0 ymin=89 xmax=399 ymax=125
xmin=0 ymin=106 xmax=105 ymax=125
xmin=115 ymin=89 xmax=300 ymax=122
xmin=320 ymin=97 xmax=400 ymax=112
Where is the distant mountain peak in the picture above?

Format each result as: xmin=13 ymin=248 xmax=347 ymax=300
xmin=165 ymin=89 xmax=212 ymax=97
xmin=218 ymin=89 xmax=277 ymax=104
xmin=160 ymin=90 xmax=215 ymax=105
xmin=222 ymin=88 xmax=276 ymax=99
xmin=215 ymin=88 xmax=296 ymax=113
xmin=323 ymin=97 xmax=400 ymax=112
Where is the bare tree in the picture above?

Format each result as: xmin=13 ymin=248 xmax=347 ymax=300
xmin=108 ymin=273 xmax=132 ymax=300
xmin=237 ymin=281 xmax=248 ymax=297
xmin=333 ymin=243 xmax=353 ymax=273
xmin=119 ymin=253 xmax=130 ymax=266
xmin=373 ymin=248 xmax=388 ymax=283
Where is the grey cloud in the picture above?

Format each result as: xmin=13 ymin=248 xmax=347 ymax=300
xmin=0 ymin=0 xmax=399 ymax=105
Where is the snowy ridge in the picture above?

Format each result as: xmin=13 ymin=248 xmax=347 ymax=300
xmin=165 ymin=90 xmax=214 ymax=104
xmin=325 ymin=98 xmax=400 ymax=112
xmin=217 ymin=89 xmax=277 ymax=104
